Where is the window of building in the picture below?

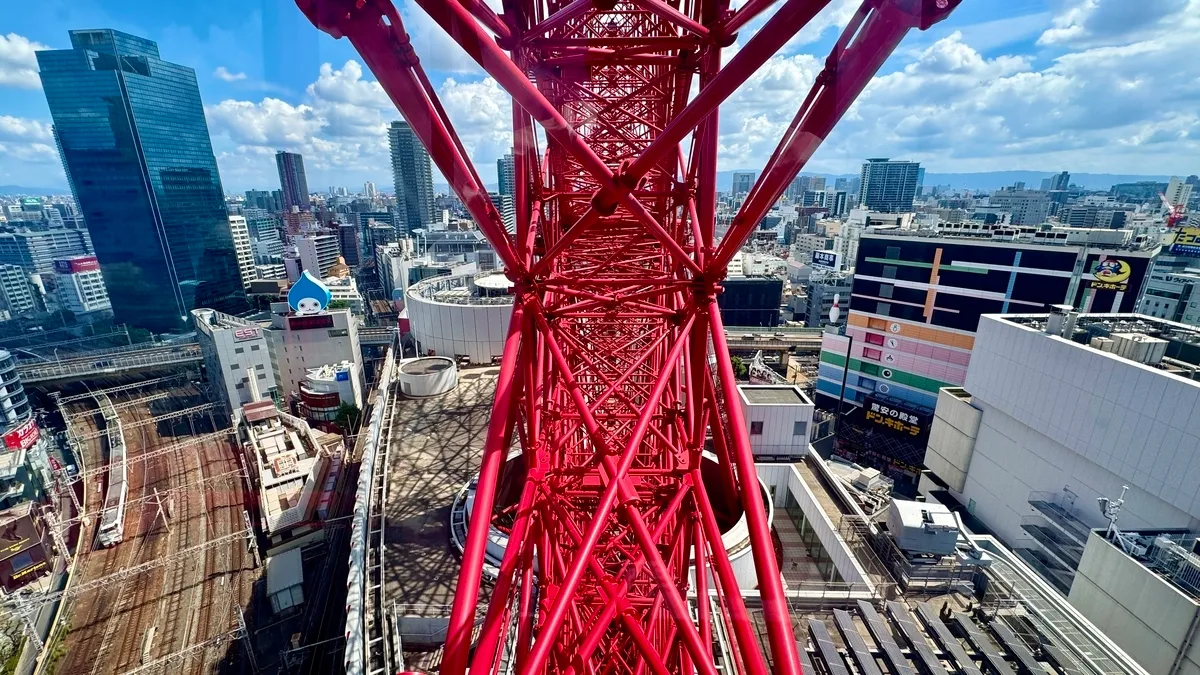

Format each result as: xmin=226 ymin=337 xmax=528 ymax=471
xmin=256 ymin=364 xmax=265 ymax=370
xmin=793 ymin=421 xmax=807 ymax=437
xmin=258 ymin=373 xmax=267 ymax=379
xmin=885 ymin=246 xmax=901 ymax=260
xmin=876 ymin=302 xmax=891 ymax=316
xmin=861 ymin=363 xmax=880 ymax=376
xmin=328 ymin=329 xmax=349 ymax=338
xmin=229 ymin=363 xmax=239 ymax=371
xmin=235 ymin=382 xmax=244 ymax=390
xmin=251 ymin=345 xmax=260 ymax=351
xmin=749 ymin=421 xmax=763 ymax=435
xmin=862 ymin=347 xmax=882 ymax=361
xmin=234 ymin=347 xmax=245 ymax=354
xmin=882 ymin=265 xmax=897 ymax=279
xmin=864 ymin=333 xmax=885 ymax=346
xmin=878 ymin=284 xmax=894 ymax=299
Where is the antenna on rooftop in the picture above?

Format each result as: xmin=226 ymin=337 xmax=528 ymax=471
xmin=1099 ymin=485 xmax=1136 ymax=554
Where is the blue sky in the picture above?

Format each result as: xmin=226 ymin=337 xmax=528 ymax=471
xmin=1 ymin=0 xmax=1197 ymax=193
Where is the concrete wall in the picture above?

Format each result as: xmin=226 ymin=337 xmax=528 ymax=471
xmin=738 ymin=386 xmax=814 ymax=458
xmin=1069 ymin=532 xmax=1200 ymax=675
xmin=406 ymin=292 xmax=511 ymax=365
xmin=756 ymin=463 xmax=870 ymax=587
xmin=924 ymin=388 xmax=982 ymax=492
xmin=958 ymin=316 xmax=1200 ymax=546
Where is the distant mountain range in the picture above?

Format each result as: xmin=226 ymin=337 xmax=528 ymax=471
xmin=0 ymin=185 xmax=70 ymax=197
xmin=712 ymin=170 xmax=1176 ymax=192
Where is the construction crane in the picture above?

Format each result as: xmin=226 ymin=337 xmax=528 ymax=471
xmin=1160 ymin=191 xmax=1188 ymax=228
xmin=297 ymin=0 xmax=963 ymax=673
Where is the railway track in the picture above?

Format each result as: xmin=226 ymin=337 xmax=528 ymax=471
xmin=52 ymin=381 xmax=256 ymax=674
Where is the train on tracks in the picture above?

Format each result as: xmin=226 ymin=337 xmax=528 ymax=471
xmin=95 ymin=393 xmax=128 ymax=548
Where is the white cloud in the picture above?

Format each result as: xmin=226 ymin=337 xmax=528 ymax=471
xmin=206 ymin=60 xmax=513 ymax=190
xmin=213 ymin=66 xmax=247 ymax=82
xmin=0 ymin=33 xmax=49 ymax=89
xmin=1038 ymin=0 xmax=1194 ymax=48
xmin=0 ymin=116 xmax=52 ymax=143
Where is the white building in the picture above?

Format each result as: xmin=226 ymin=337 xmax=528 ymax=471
xmin=229 ymin=215 xmax=257 ymax=290
xmin=924 ymin=312 xmax=1200 ymax=596
xmin=1166 ymin=176 xmax=1194 ymax=209
xmin=192 ymin=308 xmax=278 ymax=416
xmin=53 ymin=255 xmax=110 ymax=316
xmin=298 ymin=360 xmax=363 ymax=431
xmin=0 ymin=264 xmax=35 ymax=318
xmin=294 ymin=234 xmax=341 ymax=278
xmin=267 ymin=273 xmax=363 ymax=406
xmin=736 ymin=385 xmax=814 ymax=459
xmin=324 ymin=273 xmax=364 ymax=316
xmin=406 ymin=272 xmax=513 ymax=364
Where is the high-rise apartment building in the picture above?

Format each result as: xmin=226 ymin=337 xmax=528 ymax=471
xmin=489 ymin=192 xmax=515 ymax=234
xmin=816 ymin=228 xmax=1158 ymax=492
xmin=0 ymin=266 xmax=36 ymax=318
xmin=293 ymin=234 xmax=341 ymax=278
xmin=1049 ymin=170 xmax=1070 ymax=191
xmin=364 ymin=181 xmax=377 ymax=200
xmin=497 ymin=153 xmax=515 ymax=197
xmin=731 ymin=171 xmax=755 ymax=196
xmin=38 ymin=29 xmax=245 ymax=331
xmin=858 ymin=158 xmax=920 ymax=212
xmin=337 ymin=222 xmax=362 ymax=268
xmin=1165 ymin=176 xmax=1194 ymax=209
xmin=54 ymin=256 xmax=111 ymax=316
xmin=989 ymin=186 xmax=1051 ymax=226
xmin=0 ymin=230 xmax=92 ymax=276
xmin=228 ymin=215 xmax=257 ymax=291
xmin=245 ymin=189 xmax=283 ymax=212
xmin=276 ymin=151 xmax=310 ymax=212
xmin=389 ymin=120 xmax=434 ymax=232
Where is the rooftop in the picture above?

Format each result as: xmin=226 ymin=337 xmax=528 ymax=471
xmin=739 ymin=385 xmax=811 ymax=405
xmin=865 ymin=224 xmax=1160 ymax=252
xmin=1000 ymin=312 xmax=1200 ymax=369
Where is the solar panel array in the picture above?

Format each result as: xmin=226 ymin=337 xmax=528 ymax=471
xmin=857 ymin=600 xmax=916 ymax=675
xmin=886 ymin=601 xmax=950 ymax=675
xmin=988 ymin=619 xmax=1043 ymax=675
xmin=809 ymin=618 xmax=852 ymax=675
xmin=915 ymin=603 xmax=983 ymax=675
xmin=833 ymin=609 xmax=884 ymax=675
xmin=952 ymin=612 xmax=1018 ymax=675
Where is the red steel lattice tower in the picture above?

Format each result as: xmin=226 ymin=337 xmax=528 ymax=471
xmin=299 ymin=0 xmax=961 ymax=672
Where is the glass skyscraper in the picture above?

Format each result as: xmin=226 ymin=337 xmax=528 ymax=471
xmin=37 ymin=29 xmax=246 ymax=332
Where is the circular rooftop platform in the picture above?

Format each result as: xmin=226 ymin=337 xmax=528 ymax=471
xmin=474 ymin=273 xmax=514 ymax=292
xmin=397 ymin=356 xmax=458 ymax=397
xmin=400 ymin=357 xmax=455 ymax=375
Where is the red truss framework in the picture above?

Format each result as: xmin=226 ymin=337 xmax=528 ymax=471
xmin=299 ymin=0 xmax=960 ymax=672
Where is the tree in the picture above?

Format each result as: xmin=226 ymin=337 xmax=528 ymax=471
xmin=334 ymin=402 xmax=362 ymax=433
xmin=731 ymin=356 xmax=748 ymax=380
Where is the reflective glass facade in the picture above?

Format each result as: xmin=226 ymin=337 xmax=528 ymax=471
xmin=38 ymin=29 xmax=247 ymax=332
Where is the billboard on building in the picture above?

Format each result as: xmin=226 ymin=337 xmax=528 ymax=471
xmin=1087 ymin=258 xmax=1133 ymax=291
xmin=53 ymin=256 xmax=99 ymax=274
xmin=232 ymin=327 xmax=260 ymax=342
xmin=811 ymin=249 xmax=841 ymax=270
xmin=3 ymin=419 xmax=39 ymax=451
xmin=862 ymin=395 xmax=929 ymax=440
xmin=1170 ymin=227 xmax=1200 ymax=256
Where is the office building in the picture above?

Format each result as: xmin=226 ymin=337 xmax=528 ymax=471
xmin=389 ymin=121 xmax=434 ymax=232
xmin=0 ymin=229 xmax=92 ymax=276
xmin=228 ymin=215 xmax=257 ymax=291
xmin=1166 ymin=176 xmax=1194 ymax=209
xmin=716 ymin=277 xmax=782 ymax=327
xmin=858 ymin=159 xmax=920 ymax=212
xmin=497 ymin=153 xmax=515 ymax=197
xmin=1060 ymin=205 xmax=1128 ymax=229
xmin=489 ymin=192 xmax=515 ymax=234
xmin=1111 ymin=181 xmax=1167 ymax=203
xmin=245 ymin=189 xmax=283 ymax=212
xmin=923 ymin=312 xmax=1200 ymax=671
xmin=0 ymin=350 xmax=49 ymax=511
xmin=988 ymin=186 xmax=1051 ymax=226
xmin=1050 ymin=170 xmax=1071 ymax=191
xmin=267 ymin=272 xmax=363 ymax=408
xmin=294 ymin=234 xmax=341 ymax=278
xmin=803 ymin=270 xmax=853 ymax=328
xmin=337 ymin=222 xmax=362 ymax=268
xmin=0 ymin=266 xmax=36 ymax=318
xmin=54 ymin=256 xmax=111 ymax=316
xmin=275 ymin=151 xmax=310 ymax=212
xmin=364 ymin=181 xmax=377 ymax=200
xmin=38 ymin=29 xmax=246 ymax=331
xmin=731 ymin=171 xmax=755 ymax=196
xmin=816 ymin=229 xmax=1157 ymax=489
xmin=192 ymin=308 xmax=278 ymax=416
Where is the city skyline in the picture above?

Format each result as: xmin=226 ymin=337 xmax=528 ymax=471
xmin=0 ymin=0 xmax=1197 ymax=192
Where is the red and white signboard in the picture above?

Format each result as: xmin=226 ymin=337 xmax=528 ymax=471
xmin=53 ymin=256 xmax=100 ymax=274
xmin=3 ymin=418 xmax=39 ymax=451
xmin=233 ymin=327 xmax=260 ymax=342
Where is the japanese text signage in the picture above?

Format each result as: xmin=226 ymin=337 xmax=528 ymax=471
xmin=862 ymin=395 xmax=928 ymax=439
xmin=3 ymin=418 xmax=39 ymax=451
xmin=1171 ymin=227 xmax=1200 ymax=257
xmin=1088 ymin=258 xmax=1132 ymax=291
xmin=811 ymin=249 xmax=840 ymax=270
